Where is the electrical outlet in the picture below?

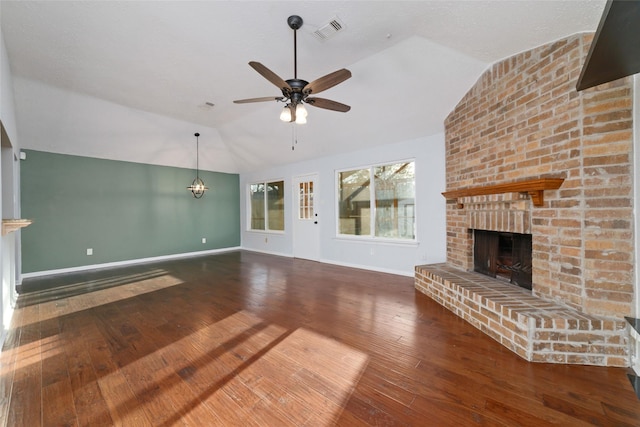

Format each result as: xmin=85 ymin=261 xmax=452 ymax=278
xmin=265 ymin=237 xmax=268 ymax=243
xmin=86 ymin=248 xmax=93 ymax=256
xmin=202 ymin=238 xmax=206 ymax=244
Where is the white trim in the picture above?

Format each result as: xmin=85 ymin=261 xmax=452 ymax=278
xmin=242 ymin=248 xmax=411 ymax=277
xmin=332 ymin=236 xmax=420 ymax=247
xmin=245 ymin=229 xmax=285 ymax=236
xmin=20 ymin=245 xmax=410 ymax=300
xmin=21 ymin=246 xmax=242 ymax=279
xmin=241 ymin=247 xmax=293 ymax=258
xmin=319 ymin=257 xmax=413 ymax=277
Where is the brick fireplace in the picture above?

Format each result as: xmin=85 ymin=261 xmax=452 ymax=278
xmin=415 ymin=33 xmax=634 ymax=367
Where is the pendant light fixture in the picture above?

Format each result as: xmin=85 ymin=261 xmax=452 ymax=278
xmin=187 ymin=132 xmax=208 ymax=198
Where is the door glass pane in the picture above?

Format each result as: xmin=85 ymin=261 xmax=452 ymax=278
xmin=308 ymin=182 xmax=314 ymax=215
xmin=299 ymin=183 xmax=305 ymax=219
xmin=298 ymin=180 xmax=314 ymax=220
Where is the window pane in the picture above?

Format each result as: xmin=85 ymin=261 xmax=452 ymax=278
xmin=374 ymin=162 xmax=415 ymax=239
xmin=267 ymin=180 xmax=284 ymax=231
xmin=250 ymin=183 xmax=265 ymax=230
xmin=338 ymin=169 xmax=371 ymax=236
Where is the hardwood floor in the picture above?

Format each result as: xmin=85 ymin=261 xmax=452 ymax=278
xmin=1 ymin=250 xmax=639 ymax=426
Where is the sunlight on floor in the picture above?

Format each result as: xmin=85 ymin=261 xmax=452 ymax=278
xmin=0 ymin=334 xmax=64 ymax=376
xmin=97 ymin=310 xmax=369 ymax=425
xmin=13 ymin=270 xmax=183 ymax=327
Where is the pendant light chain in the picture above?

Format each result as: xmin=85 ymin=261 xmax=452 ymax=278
xmin=196 ymin=133 xmax=200 ymax=179
xmin=187 ymin=132 xmax=208 ymax=198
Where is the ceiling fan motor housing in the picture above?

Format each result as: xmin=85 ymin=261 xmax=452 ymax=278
xmin=285 ymin=78 xmax=309 ymax=104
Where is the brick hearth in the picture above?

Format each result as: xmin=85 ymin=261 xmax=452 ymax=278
xmin=415 ymin=264 xmax=627 ymax=366
xmin=415 ymin=33 xmax=634 ymax=367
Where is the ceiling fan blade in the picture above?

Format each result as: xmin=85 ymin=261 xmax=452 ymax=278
xmin=233 ymin=96 xmax=283 ymax=104
xmin=249 ymin=61 xmax=291 ymax=91
xmin=304 ymin=69 xmax=352 ymax=95
xmin=306 ymin=97 xmax=351 ymax=112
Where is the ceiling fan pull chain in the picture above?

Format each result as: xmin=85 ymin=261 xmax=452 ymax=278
xmin=291 ymin=124 xmax=298 ymax=150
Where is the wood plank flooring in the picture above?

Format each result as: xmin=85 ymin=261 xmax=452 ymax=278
xmin=1 ymin=250 xmax=639 ymax=426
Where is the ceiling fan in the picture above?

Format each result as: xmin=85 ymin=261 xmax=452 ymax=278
xmin=233 ymin=15 xmax=351 ymax=124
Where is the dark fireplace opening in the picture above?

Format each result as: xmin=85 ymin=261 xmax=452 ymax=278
xmin=473 ymin=230 xmax=532 ymax=290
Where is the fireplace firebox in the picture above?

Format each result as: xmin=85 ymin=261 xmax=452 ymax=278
xmin=473 ymin=230 xmax=532 ymax=290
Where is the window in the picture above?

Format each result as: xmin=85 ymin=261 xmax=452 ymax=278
xmin=249 ymin=180 xmax=284 ymax=231
xmin=338 ymin=161 xmax=415 ymax=240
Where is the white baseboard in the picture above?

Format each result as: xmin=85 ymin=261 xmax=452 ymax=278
xmin=21 ymin=246 xmax=242 ymax=279
xmin=21 ymin=246 xmax=415 ymax=281
xmin=240 ymin=247 xmax=294 ymax=258
xmin=319 ymin=258 xmax=413 ymax=277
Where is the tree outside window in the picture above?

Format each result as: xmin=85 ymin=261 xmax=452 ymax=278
xmin=338 ymin=161 xmax=415 ymax=239
xmin=249 ymin=180 xmax=284 ymax=231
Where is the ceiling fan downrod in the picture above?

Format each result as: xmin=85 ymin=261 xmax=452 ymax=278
xmin=287 ymin=15 xmax=303 ymax=79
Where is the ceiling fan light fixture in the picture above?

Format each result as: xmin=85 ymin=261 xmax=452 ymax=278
xmin=295 ymin=105 xmax=307 ymax=124
xmin=280 ymin=105 xmax=292 ymax=122
xmin=296 ymin=103 xmax=308 ymax=118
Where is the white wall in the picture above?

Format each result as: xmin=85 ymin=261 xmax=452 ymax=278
xmin=12 ymin=77 xmax=238 ymax=174
xmin=0 ymin=28 xmax=21 ymax=349
xmin=1 ymin=33 xmax=18 ymax=145
xmin=240 ymin=132 xmax=447 ymax=276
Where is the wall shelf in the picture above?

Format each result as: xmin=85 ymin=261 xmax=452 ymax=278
xmin=2 ymin=219 xmax=33 ymax=236
xmin=442 ymin=177 xmax=564 ymax=208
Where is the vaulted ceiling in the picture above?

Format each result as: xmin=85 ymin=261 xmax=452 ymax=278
xmin=1 ymin=1 xmax=606 ymax=173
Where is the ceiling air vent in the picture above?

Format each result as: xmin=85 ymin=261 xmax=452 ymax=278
xmin=312 ymin=16 xmax=345 ymax=41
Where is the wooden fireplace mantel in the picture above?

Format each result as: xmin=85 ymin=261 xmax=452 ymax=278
xmin=2 ymin=219 xmax=33 ymax=236
xmin=442 ymin=177 xmax=564 ymax=207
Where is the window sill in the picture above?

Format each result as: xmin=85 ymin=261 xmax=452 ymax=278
xmin=333 ymin=236 xmax=419 ymax=247
xmin=246 ymin=229 xmax=285 ymax=235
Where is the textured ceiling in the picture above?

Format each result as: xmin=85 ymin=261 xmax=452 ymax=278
xmin=1 ymin=1 xmax=606 ymax=173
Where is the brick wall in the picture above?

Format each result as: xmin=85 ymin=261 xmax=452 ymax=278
xmin=443 ymin=33 xmax=634 ymax=318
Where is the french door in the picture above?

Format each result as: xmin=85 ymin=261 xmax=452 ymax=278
xmin=292 ymin=174 xmax=320 ymax=261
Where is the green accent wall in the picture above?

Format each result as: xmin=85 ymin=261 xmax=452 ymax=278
xmin=20 ymin=150 xmax=240 ymax=273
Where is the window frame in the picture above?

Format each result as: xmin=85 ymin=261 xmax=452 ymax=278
xmin=247 ymin=179 xmax=285 ymax=233
xmin=335 ymin=159 xmax=416 ymax=242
